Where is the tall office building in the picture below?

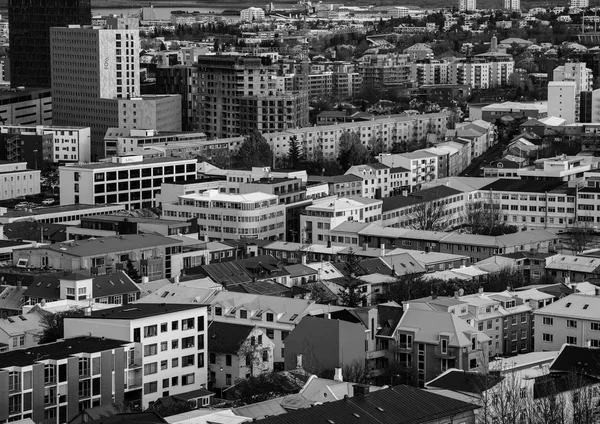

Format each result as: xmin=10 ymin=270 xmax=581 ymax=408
xmin=51 ymin=17 xmax=181 ymax=160
xmin=503 ymin=0 xmax=520 ymax=11
xmin=196 ymin=56 xmax=308 ymax=139
xmin=458 ymin=0 xmax=477 ymax=11
xmin=9 ymin=0 xmax=92 ymax=89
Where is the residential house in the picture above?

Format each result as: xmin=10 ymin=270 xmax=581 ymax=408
xmin=0 ymin=336 xmax=139 ymax=424
xmin=0 ymin=310 xmax=44 ymax=352
xmin=64 ymin=303 xmax=209 ymax=409
xmin=344 ymin=163 xmax=392 ymax=199
xmin=22 ymin=271 xmax=140 ymax=306
xmin=378 ymin=151 xmax=438 ymax=191
xmin=386 ymin=306 xmax=491 ymax=387
xmin=533 ymin=294 xmax=600 ymax=351
xmin=12 ymin=234 xmax=183 ymax=280
xmin=208 ymin=322 xmax=274 ymax=390
xmin=544 ymin=254 xmax=600 ymax=283
xmin=138 ymin=285 xmax=345 ymax=370
xmin=0 ymin=284 xmax=27 ymax=318
xmin=385 ymin=249 xmax=469 ymax=273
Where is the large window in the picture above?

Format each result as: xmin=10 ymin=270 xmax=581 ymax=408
xmin=8 ymin=372 xmax=20 ymax=392
xmin=144 ymin=362 xmax=158 ymax=375
xmin=144 ymin=325 xmax=158 ymax=338
xmin=44 ymin=364 xmax=56 ymax=384
xmin=78 ymin=380 xmax=91 ymax=398
xmin=542 ymin=317 xmax=553 ymax=326
xmin=143 ymin=344 xmax=158 ymax=357
xmin=182 ymin=336 xmax=195 ymax=349
xmin=182 ymin=354 xmax=195 ymax=367
xmin=182 ymin=373 xmax=195 ymax=386
xmin=182 ymin=318 xmax=195 ymax=330
xmin=79 ymin=357 xmax=90 ymax=377
xmin=143 ymin=381 xmax=158 ymax=394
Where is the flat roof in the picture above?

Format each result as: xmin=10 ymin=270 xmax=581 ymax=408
xmin=481 ymin=179 xmax=568 ymax=193
xmin=71 ymin=303 xmax=206 ymax=320
xmin=62 ymin=156 xmax=195 ymax=170
xmin=2 ymin=203 xmax=124 ymax=218
xmin=0 ymin=336 xmax=130 ymax=367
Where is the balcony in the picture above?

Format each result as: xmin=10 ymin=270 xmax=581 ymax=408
xmin=126 ymin=369 xmax=142 ymax=391
xmin=367 ymin=350 xmax=387 ymax=360
xmin=434 ymin=346 xmax=457 ymax=358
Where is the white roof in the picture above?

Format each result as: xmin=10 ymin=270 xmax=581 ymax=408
xmin=533 ymin=293 xmax=600 ymax=319
xmin=165 ymin=409 xmax=249 ymax=424
xmin=305 ymin=261 xmax=345 ymax=280
xmin=179 ymin=190 xmax=277 ymax=203
xmin=451 ymin=266 xmax=489 ymax=278
xmin=539 ymin=116 xmax=566 ymax=126
xmin=511 ymin=288 xmax=554 ymax=302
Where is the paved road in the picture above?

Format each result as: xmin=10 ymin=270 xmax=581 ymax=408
xmin=459 ymin=139 xmax=508 ymax=177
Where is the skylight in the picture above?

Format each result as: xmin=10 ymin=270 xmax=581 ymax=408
xmin=584 ymin=304 xmax=590 ymax=310
xmin=161 ymin=292 xmax=169 ymax=298
xmin=566 ymin=303 xmax=571 ymax=308
xmin=290 ymin=314 xmax=298 ymax=321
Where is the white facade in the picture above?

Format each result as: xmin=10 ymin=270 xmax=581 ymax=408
xmin=240 ymin=7 xmax=266 ymax=21
xmin=300 ymin=196 xmax=383 ymax=244
xmin=548 ymin=82 xmax=577 ymax=124
xmin=162 ymin=190 xmax=286 ymax=241
xmin=58 ymin=155 xmax=198 ymax=209
xmin=64 ymin=304 xmax=209 ymax=409
xmin=459 ymin=0 xmax=477 ymax=11
xmin=378 ymin=152 xmax=439 ymax=191
xmin=504 ymin=0 xmax=520 ymax=10
xmin=0 ymin=125 xmax=91 ymax=163
xmin=0 ymin=161 xmax=41 ymax=200
xmin=571 ymin=0 xmax=589 ymax=7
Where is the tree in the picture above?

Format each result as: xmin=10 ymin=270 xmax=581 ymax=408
xmin=225 ymin=371 xmax=302 ymax=406
xmin=338 ymin=131 xmax=369 ymax=171
xmin=234 ymin=131 xmax=274 ymax=168
xmin=464 ymin=197 xmax=517 ymax=236
xmin=37 ymin=308 xmax=83 ymax=344
xmin=237 ymin=333 xmax=271 ymax=377
xmin=286 ymin=135 xmax=303 ymax=169
xmin=338 ymin=249 xmax=366 ymax=307
xmin=368 ymin=135 xmax=386 ymax=157
xmin=408 ymin=191 xmax=450 ymax=231
xmin=125 ymin=259 xmax=142 ymax=284
xmin=486 ymin=266 xmax=526 ymax=292
xmin=150 ymin=400 xmax=194 ymax=417
xmin=307 ymin=281 xmax=333 ymax=304
xmin=567 ymin=218 xmax=595 ymax=254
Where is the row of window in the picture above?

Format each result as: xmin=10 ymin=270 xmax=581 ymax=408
xmin=143 ymin=373 xmax=196 ymax=394
xmin=144 ymin=352 xmax=204 ymax=375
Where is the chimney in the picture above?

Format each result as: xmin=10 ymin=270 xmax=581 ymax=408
xmin=16 ymin=280 xmax=22 ymax=290
xmin=142 ymin=276 xmax=149 ymax=284
xmin=353 ymin=384 xmax=369 ymax=397
xmin=296 ymin=354 xmax=303 ymax=369
xmin=478 ymin=287 xmax=484 ymax=294
xmin=334 ymin=367 xmax=343 ymax=382
xmin=174 ymin=274 xmax=180 ymax=284
xmin=301 ymin=254 xmax=307 ymax=265
xmin=84 ymin=307 xmax=92 ymax=317
xmin=362 ymin=243 xmax=368 ymax=251
xmin=454 ymin=291 xmax=459 ymax=299
xmin=380 ymin=243 xmax=385 ymax=257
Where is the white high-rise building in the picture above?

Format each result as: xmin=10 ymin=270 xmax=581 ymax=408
xmin=571 ymin=0 xmax=589 ymax=8
xmin=553 ymin=62 xmax=593 ymax=122
xmin=548 ymin=81 xmax=577 ymax=124
xmin=459 ymin=0 xmax=477 ymax=11
xmin=504 ymin=0 xmax=520 ymax=10
xmin=240 ymin=7 xmax=265 ymax=21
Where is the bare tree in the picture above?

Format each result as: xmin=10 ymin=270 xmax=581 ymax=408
xmin=342 ymin=359 xmax=367 ymax=384
xmin=407 ymin=195 xmax=449 ymax=231
xmin=464 ymin=197 xmax=516 ymax=236
xmin=238 ymin=332 xmax=272 ymax=377
xmin=567 ymin=217 xmax=595 ymax=254
xmin=478 ymin=368 xmax=530 ymax=424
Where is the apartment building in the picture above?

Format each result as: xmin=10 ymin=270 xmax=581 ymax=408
xmin=64 ymin=303 xmax=208 ymax=409
xmin=0 ymin=203 xmax=126 ymax=225
xmin=12 ymin=233 xmax=183 ymax=280
xmin=0 ymin=161 xmax=41 ymax=201
xmin=0 ymin=336 xmax=139 ymax=424
xmin=533 ymin=294 xmax=600 ymax=351
xmin=59 ymin=155 xmax=197 ymax=209
xmin=155 ymin=64 xmax=199 ymax=131
xmin=472 ymin=101 xmax=547 ymax=122
xmin=0 ymin=125 xmax=91 ymax=167
xmin=162 ymin=190 xmax=286 ymax=241
xmin=548 ymin=81 xmax=578 ymax=124
xmin=475 ymin=179 xmax=576 ymax=231
xmin=301 ymin=196 xmax=383 ymax=245
xmin=264 ymin=113 xmax=450 ymax=162
xmin=358 ymin=53 xmax=412 ymax=94
xmin=388 ymin=307 xmax=490 ymax=387
xmin=196 ymin=55 xmax=308 ymax=138
xmin=378 ymin=151 xmax=438 ymax=191
xmin=0 ymin=310 xmax=44 ymax=353
xmin=344 ymin=163 xmax=395 ymax=198
xmin=518 ymin=155 xmax=595 ymax=182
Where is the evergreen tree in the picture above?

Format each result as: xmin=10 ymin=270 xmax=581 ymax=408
xmin=125 ymin=259 xmax=142 ymax=284
xmin=234 ymin=130 xmax=274 ymax=168
xmin=287 ymin=136 xmax=302 ymax=169
xmin=338 ymin=131 xmax=369 ymax=171
xmin=338 ymin=248 xmax=366 ymax=307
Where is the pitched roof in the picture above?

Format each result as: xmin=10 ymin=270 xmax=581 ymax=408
xmin=228 ymin=280 xmax=291 ymax=297
xmin=0 ymin=285 xmax=27 ymax=311
xmin=426 ymin=369 xmax=503 ymax=394
xmin=208 ymin=321 xmax=254 ymax=354
xmin=550 ymin=344 xmax=600 ymax=377
xmin=256 ymin=385 xmax=478 ymax=424
xmin=23 ymin=275 xmax=61 ymax=300
xmin=532 ymin=293 xmax=600 ymax=320
xmin=91 ymin=271 xmax=140 ymax=298
xmin=376 ymin=305 xmax=404 ymax=337
xmin=545 ymin=254 xmax=600 ymax=273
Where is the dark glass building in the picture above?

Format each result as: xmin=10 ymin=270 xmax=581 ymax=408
xmin=8 ymin=0 xmax=92 ymax=89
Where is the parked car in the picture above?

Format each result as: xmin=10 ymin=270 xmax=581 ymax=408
xmin=42 ymin=198 xmax=55 ymax=205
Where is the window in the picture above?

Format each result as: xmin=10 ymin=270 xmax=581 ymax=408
xmin=567 ymin=320 xmax=578 ymax=328
xmin=182 ymin=354 xmax=195 ymax=367
xmin=144 ymin=362 xmax=158 ymax=375
xmin=469 ymin=358 xmax=477 ymax=370
xmin=160 ymin=322 xmax=168 ymax=333
xmin=44 ymin=364 xmax=56 ymax=384
xmin=162 ymin=378 xmax=169 ymax=388
xmin=214 ymin=307 xmax=222 ymax=316
xmin=182 ymin=373 xmax=195 ymax=386
xmin=8 ymin=372 xmax=20 ymax=392
xmin=266 ymin=329 xmax=274 ymax=339
xmin=182 ymin=318 xmax=195 ymax=330
xmin=144 ymin=325 xmax=157 ymax=338
xmin=161 ymin=341 xmax=168 ymax=351
xmin=266 ymin=313 xmax=274 ymax=322
xmin=542 ymin=317 xmax=553 ymax=326
xmin=161 ymin=360 xmax=168 ymax=370
xmin=567 ymin=336 xmax=577 ymax=345
xmin=592 ymin=322 xmax=600 ymax=331
xmin=440 ymin=338 xmax=448 ymax=354
xmin=399 ymin=333 xmax=413 ymax=349
xmin=262 ymin=349 xmax=269 ymax=362
xmin=226 ymin=373 xmax=232 ymax=385
xmin=172 ymin=320 xmax=179 ymax=331
xmin=143 ymin=382 xmax=157 ymax=394
xmin=172 ymin=358 xmax=179 ymax=367
xmin=198 ymin=352 xmax=205 ymax=368
xmin=78 ymin=380 xmax=91 ymax=398
xmin=182 ymin=336 xmax=195 ymax=349
xmin=281 ymin=331 xmax=289 ymax=341
xmin=172 ymin=339 xmax=179 ymax=349
xmin=542 ymin=333 xmax=553 ymax=343
xmin=226 ymin=354 xmax=232 ymax=366
xmin=198 ymin=316 xmax=205 ymax=331
xmin=8 ymin=394 xmax=21 ymax=414
xmin=78 ymin=357 xmax=90 ymax=377
xmin=172 ymin=376 xmax=179 ymax=386
xmin=240 ymin=310 xmax=247 ymax=319
xmin=144 ymin=344 xmax=157 ymax=357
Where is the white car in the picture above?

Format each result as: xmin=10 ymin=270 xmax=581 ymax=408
xmin=42 ymin=199 xmax=55 ymax=205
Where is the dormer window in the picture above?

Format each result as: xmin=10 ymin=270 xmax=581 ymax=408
xmin=214 ymin=307 xmax=222 ymax=316
xmin=266 ymin=313 xmax=274 ymax=322
xmin=440 ymin=338 xmax=448 ymax=354
xmin=239 ymin=310 xmax=247 ymax=319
